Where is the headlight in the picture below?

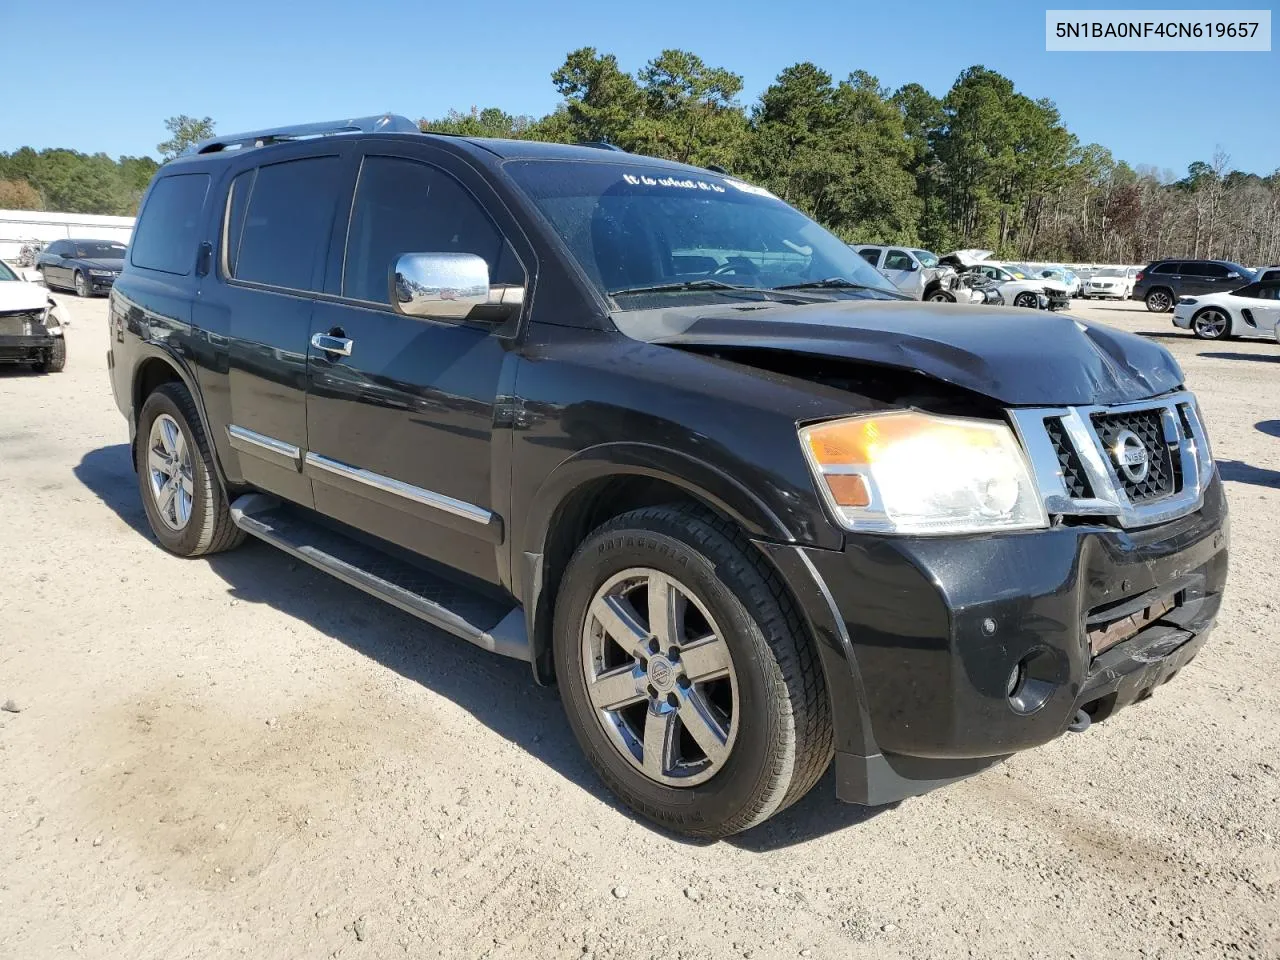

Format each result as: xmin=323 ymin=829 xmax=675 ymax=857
xmin=799 ymin=411 xmax=1048 ymax=535
xmin=89 ymin=269 xmax=114 ymax=277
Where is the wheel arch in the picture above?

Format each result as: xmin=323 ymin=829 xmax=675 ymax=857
xmin=1191 ymin=304 xmax=1233 ymax=336
xmin=129 ymin=346 xmax=229 ymax=494
xmin=519 ymin=444 xmax=805 ymax=685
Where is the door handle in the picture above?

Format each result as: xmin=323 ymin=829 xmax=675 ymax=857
xmin=311 ymin=333 xmax=353 ymax=357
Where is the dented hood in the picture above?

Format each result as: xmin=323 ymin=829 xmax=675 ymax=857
xmin=619 ymin=299 xmax=1184 ymax=407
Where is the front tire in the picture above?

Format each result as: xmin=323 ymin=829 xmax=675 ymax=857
xmin=1013 ymin=291 xmax=1039 ymax=308
xmin=135 ymin=383 xmax=245 ymax=557
xmin=32 ymin=339 xmax=65 ymax=373
xmin=1192 ymin=308 xmax=1232 ymax=340
xmin=74 ymin=271 xmax=90 ymax=297
xmin=553 ymin=504 xmax=832 ymax=839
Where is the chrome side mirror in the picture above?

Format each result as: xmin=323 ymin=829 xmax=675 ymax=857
xmin=391 ymin=253 xmax=490 ymax=321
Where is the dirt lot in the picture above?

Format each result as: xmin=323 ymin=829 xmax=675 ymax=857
xmin=1 ymin=295 xmax=1277 ymax=960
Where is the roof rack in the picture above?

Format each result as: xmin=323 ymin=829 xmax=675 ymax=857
xmin=189 ymin=113 xmax=419 ymax=155
xmin=576 ymin=141 xmax=627 ymax=152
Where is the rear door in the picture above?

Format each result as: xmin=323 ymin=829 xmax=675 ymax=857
xmin=206 ymin=144 xmax=354 ymax=507
xmin=1180 ymin=262 xmax=1222 ymax=296
xmin=45 ymin=241 xmax=70 ymax=287
xmin=303 ymin=143 xmax=529 ymax=586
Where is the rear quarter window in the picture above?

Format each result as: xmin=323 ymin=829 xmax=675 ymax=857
xmin=130 ymin=174 xmax=211 ymax=275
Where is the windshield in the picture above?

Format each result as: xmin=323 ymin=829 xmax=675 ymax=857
xmin=1096 ymin=268 xmax=1124 ymax=277
xmin=73 ymin=241 xmax=126 ymax=259
xmin=911 ymin=249 xmax=939 ymax=268
xmin=505 ymin=160 xmax=901 ymax=306
xmin=0 ymin=261 xmax=16 ymax=282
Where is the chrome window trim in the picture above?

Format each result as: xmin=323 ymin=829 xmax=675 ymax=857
xmin=1008 ymin=390 xmax=1212 ymax=529
xmin=227 ymin=425 xmax=302 ymax=470
xmin=304 ymin=452 xmax=492 ymax=525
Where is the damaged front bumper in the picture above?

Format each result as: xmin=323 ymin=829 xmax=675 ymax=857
xmin=758 ymin=473 xmax=1229 ymax=806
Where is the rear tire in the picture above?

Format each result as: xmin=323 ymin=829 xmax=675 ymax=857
xmin=553 ymin=504 xmax=833 ymax=839
xmin=135 ymin=383 xmax=245 ymax=557
xmin=1145 ymin=288 xmax=1174 ymax=313
xmin=32 ymin=339 xmax=65 ymax=373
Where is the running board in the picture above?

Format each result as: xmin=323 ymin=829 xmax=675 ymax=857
xmin=229 ymin=494 xmax=529 ymax=661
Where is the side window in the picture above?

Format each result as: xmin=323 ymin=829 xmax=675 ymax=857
xmin=856 ymin=247 xmax=880 ymax=266
xmin=342 ymin=155 xmax=521 ymax=305
xmin=1151 ymin=262 xmax=1180 ymax=275
xmin=1180 ymin=262 xmax=1211 ymax=277
xmin=221 ymin=169 xmax=256 ymax=277
xmin=1260 ymin=285 xmax=1280 ymax=300
xmin=1261 ymin=269 xmax=1280 ymax=284
xmin=1235 ymin=283 xmax=1262 ymax=298
xmin=129 ymin=173 xmax=211 ymax=275
xmin=234 ymin=156 xmax=342 ymax=292
xmin=883 ymin=249 xmax=914 ymax=271
xmin=1200 ymin=263 xmax=1229 ymax=279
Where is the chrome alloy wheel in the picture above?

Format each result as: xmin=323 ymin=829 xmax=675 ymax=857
xmin=1193 ymin=309 xmax=1229 ymax=339
xmin=581 ymin=568 xmax=739 ymax=787
xmin=147 ymin=413 xmax=194 ymax=531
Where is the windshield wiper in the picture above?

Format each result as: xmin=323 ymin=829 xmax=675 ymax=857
xmin=772 ymin=278 xmax=886 ymax=293
xmin=608 ymin=279 xmax=765 ymax=297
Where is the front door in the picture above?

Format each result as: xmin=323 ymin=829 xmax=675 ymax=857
xmin=304 ymin=146 xmax=528 ymax=586
xmin=206 ymin=147 xmax=353 ymax=507
xmin=880 ymin=248 xmax=920 ymax=297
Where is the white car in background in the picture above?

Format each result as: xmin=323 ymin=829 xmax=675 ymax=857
xmin=941 ymin=250 xmax=1072 ymax=308
xmin=1082 ymin=267 xmax=1139 ymax=300
xmin=1172 ymin=276 xmax=1280 ymax=340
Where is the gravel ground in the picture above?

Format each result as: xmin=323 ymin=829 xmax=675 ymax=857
xmin=1 ymin=295 xmax=1277 ymax=960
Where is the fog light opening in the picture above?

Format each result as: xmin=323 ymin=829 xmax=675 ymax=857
xmin=1006 ymin=661 xmax=1026 ymax=698
xmin=1007 ymin=651 xmax=1056 ymax=716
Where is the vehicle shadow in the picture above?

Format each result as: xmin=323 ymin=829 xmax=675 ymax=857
xmin=1217 ymin=459 xmax=1280 ymax=490
xmin=1200 ymin=352 xmax=1280 ymax=364
xmin=73 ymin=443 xmax=877 ymax=850
xmin=1133 ymin=331 xmax=1190 ymax=341
xmin=1256 ymin=420 xmax=1280 ymax=439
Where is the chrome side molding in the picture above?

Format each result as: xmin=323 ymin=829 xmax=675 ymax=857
xmin=227 ymin=425 xmax=303 ymax=471
xmin=304 ymin=452 xmax=492 ymax=525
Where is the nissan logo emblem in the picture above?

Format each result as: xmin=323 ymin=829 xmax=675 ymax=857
xmin=1112 ymin=429 xmax=1150 ymax=484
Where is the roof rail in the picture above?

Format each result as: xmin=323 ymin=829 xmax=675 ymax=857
xmin=576 ymin=141 xmax=627 ymax=153
xmin=189 ymin=113 xmax=419 ymax=155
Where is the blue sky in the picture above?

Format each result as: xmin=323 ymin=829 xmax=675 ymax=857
xmin=3 ymin=0 xmax=1276 ymax=176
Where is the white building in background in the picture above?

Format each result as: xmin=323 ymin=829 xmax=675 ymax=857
xmin=0 ymin=209 xmax=135 ymax=261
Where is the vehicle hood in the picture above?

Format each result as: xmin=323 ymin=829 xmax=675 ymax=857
xmin=939 ymin=249 xmax=994 ymax=268
xmin=76 ymin=257 xmax=124 ymax=270
xmin=0 ymin=280 xmax=51 ymax=311
xmin=620 ymin=299 xmax=1184 ymax=406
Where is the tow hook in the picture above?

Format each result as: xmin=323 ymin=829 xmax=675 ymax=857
xmin=1067 ymin=709 xmax=1092 ymax=734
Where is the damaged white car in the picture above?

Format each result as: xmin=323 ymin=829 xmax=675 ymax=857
xmin=940 ymin=250 xmax=1072 ymax=310
xmin=0 ymin=261 xmax=66 ymax=373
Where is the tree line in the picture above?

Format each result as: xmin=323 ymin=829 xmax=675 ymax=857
xmin=3 ymin=51 xmax=1277 ymax=266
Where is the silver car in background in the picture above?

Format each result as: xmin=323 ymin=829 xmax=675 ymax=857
xmin=852 ymin=244 xmax=967 ymax=301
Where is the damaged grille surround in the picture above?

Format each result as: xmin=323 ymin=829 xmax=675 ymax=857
xmin=1009 ymin=391 xmax=1214 ymax=529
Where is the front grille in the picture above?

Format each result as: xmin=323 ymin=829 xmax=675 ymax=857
xmin=1044 ymin=416 xmax=1092 ymax=498
xmin=1090 ymin=410 xmax=1176 ymax=504
xmin=0 ymin=309 xmax=42 ymax=336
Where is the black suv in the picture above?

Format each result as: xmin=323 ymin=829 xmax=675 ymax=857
xmin=107 ymin=115 xmax=1229 ymax=838
xmin=1132 ymin=258 xmax=1255 ymax=312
